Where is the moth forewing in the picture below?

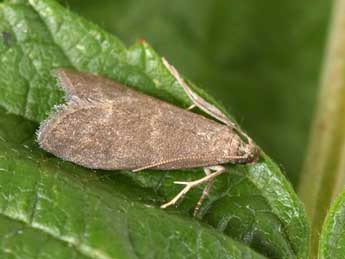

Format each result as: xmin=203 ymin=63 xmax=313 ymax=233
xmin=37 ymin=60 xmax=258 ymax=216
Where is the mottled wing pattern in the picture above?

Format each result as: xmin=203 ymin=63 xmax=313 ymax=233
xmin=38 ymin=70 xmax=243 ymax=170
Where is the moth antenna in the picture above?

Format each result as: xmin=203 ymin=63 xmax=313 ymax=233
xmin=162 ymin=57 xmax=235 ymax=127
xmin=162 ymin=57 xmax=256 ymax=146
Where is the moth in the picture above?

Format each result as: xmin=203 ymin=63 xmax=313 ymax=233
xmin=37 ymin=58 xmax=259 ymax=215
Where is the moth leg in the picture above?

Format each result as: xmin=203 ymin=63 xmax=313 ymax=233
xmin=160 ymin=165 xmax=225 ymax=210
xmin=162 ymin=58 xmax=254 ymax=146
xmin=193 ymin=167 xmax=214 ymax=216
xmin=187 ymin=104 xmax=196 ymax=110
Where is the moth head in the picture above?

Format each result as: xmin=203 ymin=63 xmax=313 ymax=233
xmin=238 ymin=141 xmax=259 ymax=164
xmin=238 ymin=136 xmax=260 ymax=163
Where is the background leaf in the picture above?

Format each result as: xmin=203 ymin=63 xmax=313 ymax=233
xmin=319 ymin=190 xmax=345 ymax=259
xmin=298 ymin=0 xmax=345 ymax=257
xmin=64 ymin=0 xmax=332 ymax=186
xmin=0 ymin=0 xmax=309 ymax=258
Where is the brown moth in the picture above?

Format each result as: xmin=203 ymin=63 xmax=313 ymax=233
xmin=37 ymin=58 xmax=259 ymax=215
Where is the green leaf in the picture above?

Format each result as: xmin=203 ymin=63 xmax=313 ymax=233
xmin=319 ymin=190 xmax=345 ymax=259
xmin=0 ymin=0 xmax=309 ymax=258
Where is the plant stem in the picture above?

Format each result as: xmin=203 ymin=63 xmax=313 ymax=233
xmin=298 ymin=0 xmax=345 ymax=257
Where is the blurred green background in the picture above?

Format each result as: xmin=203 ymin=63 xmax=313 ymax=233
xmin=63 ymin=0 xmax=331 ymax=186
